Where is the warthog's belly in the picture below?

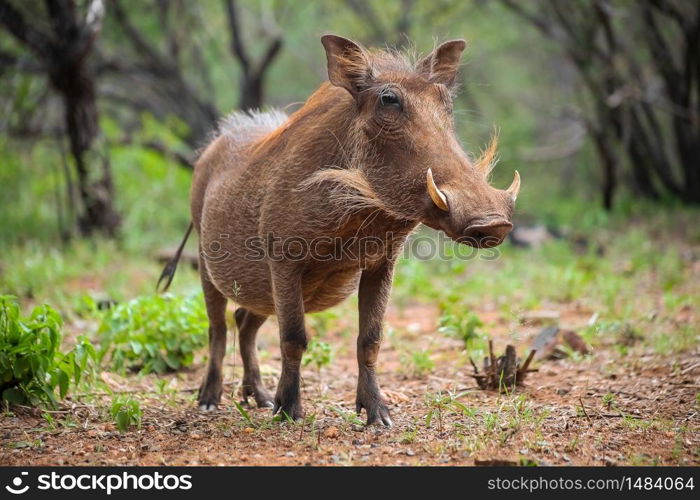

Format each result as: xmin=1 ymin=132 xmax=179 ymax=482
xmin=301 ymin=265 xmax=361 ymax=313
xmin=203 ymin=245 xmax=361 ymax=317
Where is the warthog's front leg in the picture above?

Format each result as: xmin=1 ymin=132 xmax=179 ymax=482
xmin=356 ymin=260 xmax=395 ymax=426
xmin=270 ymin=263 xmax=307 ymax=421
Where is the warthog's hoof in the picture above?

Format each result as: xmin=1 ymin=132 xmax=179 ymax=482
xmin=242 ymin=381 xmax=275 ymax=409
xmin=197 ymin=384 xmax=221 ymax=412
xmin=356 ymin=399 xmax=392 ymax=427
xmin=272 ymin=398 xmax=303 ymax=421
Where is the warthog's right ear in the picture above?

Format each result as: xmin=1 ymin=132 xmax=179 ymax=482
xmin=417 ymin=39 xmax=467 ymax=87
xmin=321 ymin=34 xmax=373 ymax=97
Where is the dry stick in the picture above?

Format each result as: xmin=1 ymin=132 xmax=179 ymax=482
xmin=579 ymin=397 xmax=592 ymax=424
xmin=571 ymin=413 xmax=642 ymax=420
xmin=488 ymin=340 xmax=498 ymax=387
xmin=680 ymin=362 xmax=700 ymax=375
xmin=469 ymin=357 xmax=480 ymax=374
xmin=518 ymin=349 xmax=536 ymax=377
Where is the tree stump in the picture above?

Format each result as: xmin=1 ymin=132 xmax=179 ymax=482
xmin=470 ymin=341 xmax=536 ymax=392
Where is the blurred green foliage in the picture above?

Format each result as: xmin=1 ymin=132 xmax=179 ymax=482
xmin=302 ymin=339 xmax=333 ymax=372
xmin=0 ymin=0 xmax=596 ymax=250
xmin=94 ymin=293 xmax=208 ymax=374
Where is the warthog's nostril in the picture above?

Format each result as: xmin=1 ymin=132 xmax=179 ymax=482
xmin=462 ymin=220 xmax=513 ymax=248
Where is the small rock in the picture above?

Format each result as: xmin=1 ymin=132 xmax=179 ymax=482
xmin=323 ymin=426 xmax=340 ymax=439
xmin=406 ymin=449 xmax=415 ymax=456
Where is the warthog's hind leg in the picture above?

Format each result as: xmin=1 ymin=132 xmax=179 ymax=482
xmin=197 ymin=272 xmax=228 ymax=411
xmin=235 ymin=307 xmax=274 ymax=408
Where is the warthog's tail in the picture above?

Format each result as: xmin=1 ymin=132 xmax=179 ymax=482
xmin=156 ymin=222 xmax=194 ymax=293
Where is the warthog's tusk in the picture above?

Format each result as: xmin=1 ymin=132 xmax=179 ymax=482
xmin=427 ymin=168 xmax=449 ymax=211
xmin=506 ymin=170 xmax=521 ymax=202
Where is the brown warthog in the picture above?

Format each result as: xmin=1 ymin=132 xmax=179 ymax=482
xmin=160 ymin=35 xmax=520 ymax=426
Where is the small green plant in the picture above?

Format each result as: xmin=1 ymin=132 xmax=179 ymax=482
xmin=111 ymin=395 xmax=142 ymax=432
xmin=565 ymin=433 xmax=581 ymax=452
xmin=233 ymin=400 xmax=255 ymax=427
xmin=96 ymin=293 xmax=208 ymax=374
xmin=602 ymin=393 xmax=617 ymax=410
xmin=424 ymin=390 xmax=470 ymax=432
xmin=401 ymin=349 xmax=434 ymax=377
xmin=331 ymin=405 xmax=365 ymax=426
xmin=42 ymin=412 xmax=56 ymax=430
xmin=399 ymin=428 xmax=418 ymax=444
xmin=519 ymin=457 xmax=539 ymax=466
xmin=302 ymin=339 xmax=333 ymax=373
xmin=0 ymin=295 xmax=97 ymax=408
xmin=438 ymin=311 xmax=484 ymax=349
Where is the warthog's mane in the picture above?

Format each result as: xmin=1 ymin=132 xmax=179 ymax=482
xmin=218 ymin=109 xmax=289 ymax=142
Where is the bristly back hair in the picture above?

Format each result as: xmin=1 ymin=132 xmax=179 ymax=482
xmin=218 ymin=109 xmax=289 ymax=141
xmin=194 ymin=109 xmax=289 ymax=160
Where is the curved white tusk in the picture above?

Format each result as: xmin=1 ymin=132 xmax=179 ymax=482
xmin=506 ymin=170 xmax=521 ymax=202
xmin=427 ymin=168 xmax=449 ymax=211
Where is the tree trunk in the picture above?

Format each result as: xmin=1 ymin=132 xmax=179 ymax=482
xmin=62 ymin=80 xmax=120 ymax=237
xmin=46 ymin=2 xmax=120 ymax=237
xmin=240 ymin=74 xmax=263 ymax=110
xmin=0 ymin=0 xmax=121 ymax=237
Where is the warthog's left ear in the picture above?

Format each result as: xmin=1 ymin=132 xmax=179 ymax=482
xmin=417 ymin=39 xmax=467 ymax=87
xmin=321 ymin=34 xmax=373 ymax=97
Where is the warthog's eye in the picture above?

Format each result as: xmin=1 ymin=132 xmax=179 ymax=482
xmin=379 ymin=91 xmax=402 ymax=110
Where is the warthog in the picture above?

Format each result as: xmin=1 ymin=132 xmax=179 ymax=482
xmin=160 ymin=35 xmax=520 ymax=426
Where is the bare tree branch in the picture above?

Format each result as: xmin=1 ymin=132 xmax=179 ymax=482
xmin=0 ymin=0 xmax=52 ymax=58
xmin=224 ymin=0 xmax=250 ymax=72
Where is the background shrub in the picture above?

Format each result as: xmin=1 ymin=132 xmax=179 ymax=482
xmin=96 ymin=293 xmax=208 ymax=374
xmin=0 ymin=295 xmax=96 ymax=407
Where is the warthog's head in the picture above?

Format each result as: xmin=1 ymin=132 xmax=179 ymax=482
xmin=321 ymin=35 xmax=520 ymax=248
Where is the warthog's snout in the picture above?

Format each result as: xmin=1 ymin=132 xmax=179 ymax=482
xmin=461 ymin=219 xmax=513 ymax=248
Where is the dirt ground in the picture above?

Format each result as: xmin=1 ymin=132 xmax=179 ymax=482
xmin=1 ymin=299 xmax=698 ymax=467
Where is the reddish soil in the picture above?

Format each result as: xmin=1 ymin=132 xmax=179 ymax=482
xmin=1 ymin=303 xmax=698 ymax=466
